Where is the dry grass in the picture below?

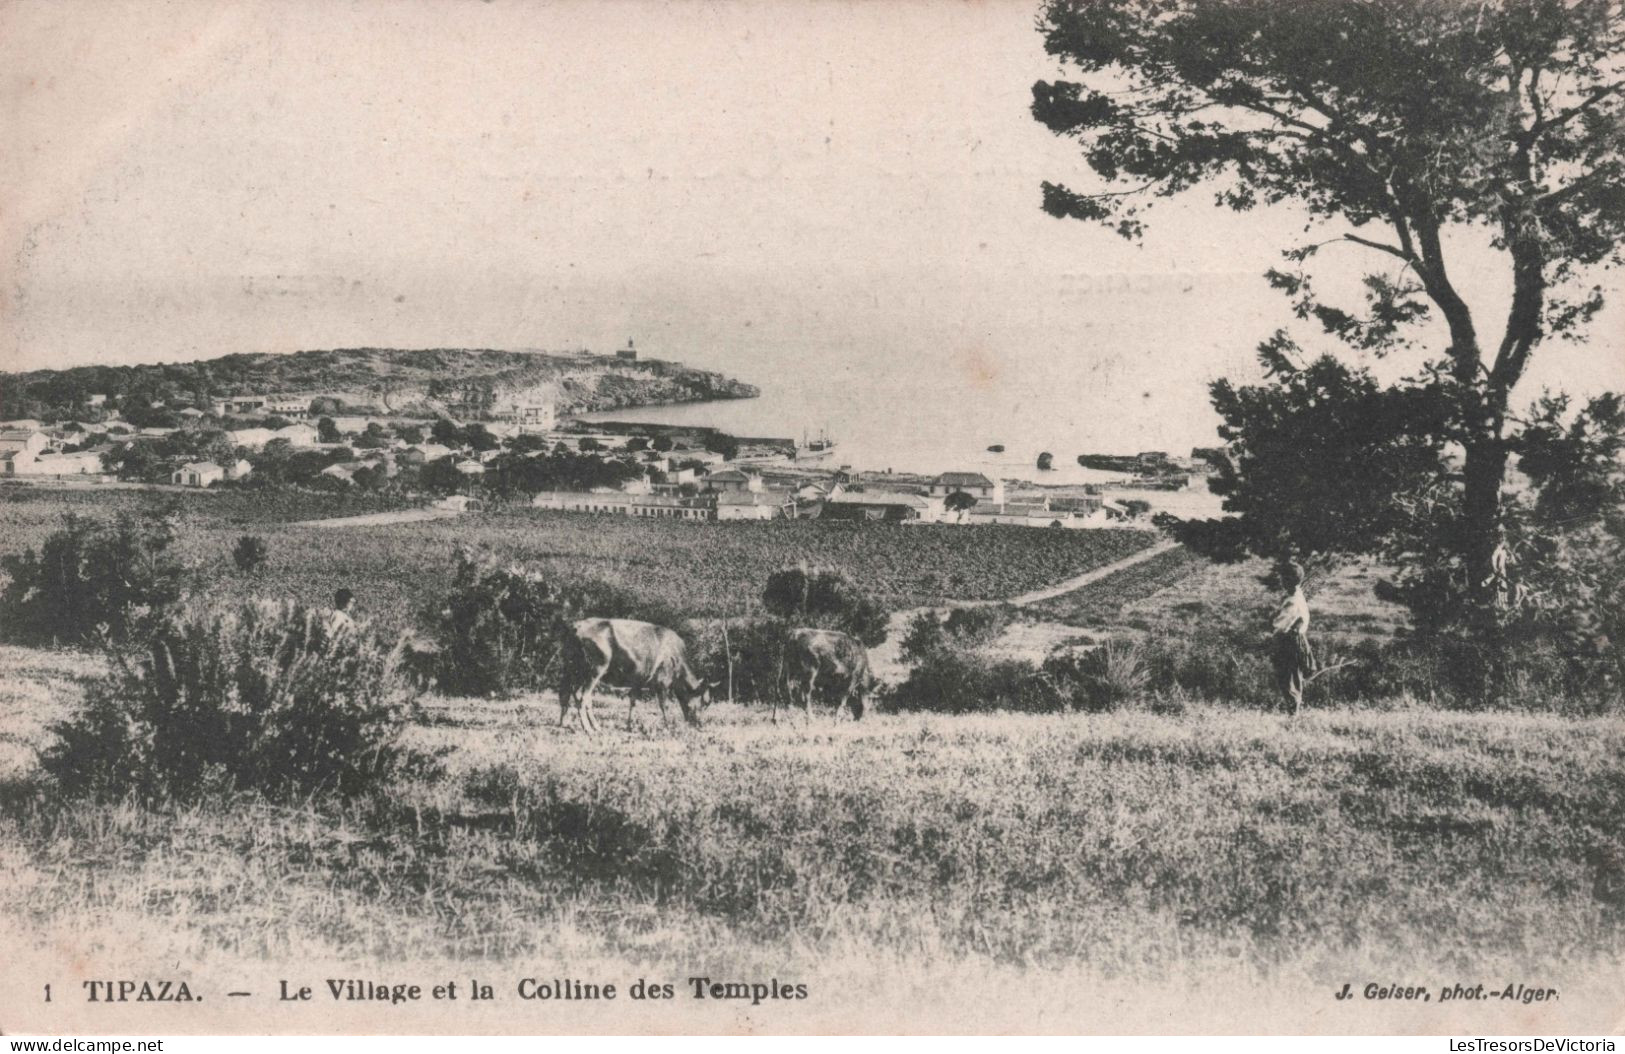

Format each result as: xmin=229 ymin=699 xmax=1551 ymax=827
xmin=1108 ymin=554 xmax=1411 ymax=644
xmin=3 ymin=646 xmax=1620 ymax=1007
xmin=0 ymin=645 xmax=103 ymax=781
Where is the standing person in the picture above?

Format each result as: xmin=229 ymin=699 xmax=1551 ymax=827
xmin=328 ymin=587 xmax=357 ymax=637
xmin=1485 ymin=524 xmax=1518 ymax=612
xmin=1268 ymin=561 xmax=1315 ymax=715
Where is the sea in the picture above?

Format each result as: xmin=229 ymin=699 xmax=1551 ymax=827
xmin=574 ymin=383 xmax=1227 ymax=517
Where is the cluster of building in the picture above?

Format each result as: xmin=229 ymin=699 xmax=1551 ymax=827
xmin=533 ymin=468 xmax=1135 ymax=528
xmin=0 ymin=427 xmax=107 ymax=477
xmin=4 ymin=381 xmax=1152 ymax=531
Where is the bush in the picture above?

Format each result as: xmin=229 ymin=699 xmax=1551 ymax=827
xmin=1136 ymin=627 xmax=1275 ymax=707
xmin=889 ymin=651 xmax=1057 ymax=714
xmin=232 ymin=534 xmax=269 ymax=574
xmin=899 ymin=605 xmax=1012 ymax=664
xmin=688 ymin=616 xmax=791 ymax=705
xmin=1042 ymin=641 xmax=1151 ymax=712
xmin=42 ymin=599 xmax=420 ymax=803
xmin=422 ymin=548 xmax=694 ymax=699
xmin=761 ymin=565 xmax=888 ymax=646
xmin=0 ymin=512 xmax=187 ymax=646
xmin=424 ymin=549 xmax=572 ymax=698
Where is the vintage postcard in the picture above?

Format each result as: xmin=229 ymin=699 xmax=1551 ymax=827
xmin=1 ymin=0 xmax=1622 ymax=1037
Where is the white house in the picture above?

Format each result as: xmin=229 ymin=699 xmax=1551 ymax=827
xmin=680 ymin=449 xmax=728 ymax=467
xmin=823 ymin=491 xmax=941 ymax=523
xmin=929 ymin=471 xmax=1005 ymax=506
xmin=795 ymin=481 xmax=846 ymax=503
xmin=0 ymin=430 xmax=50 ymax=457
xmin=31 ymin=451 xmax=106 ymax=475
xmin=264 ymin=394 xmax=313 ymax=415
xmin=213 ymin=396 xmax=268 ymax=416
xmin=965 ymin=502 xmax=1075 ymax=529
xmin=705 ymin=467 xmax=762 ymax=493
xmin=275 ymin=424 xmax=320 ymax=447
xmin=532 ymin=490 xmax=716 ymax=521
xmin=715 ymin=489 xmax=794 ymax=521
xmin=228 ymin=428 xmax=275 ymax=450
xmin=172 ymin=461 xmax=225 ymax=487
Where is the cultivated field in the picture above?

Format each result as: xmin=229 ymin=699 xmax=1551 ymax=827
xmin=1 ymin=645 xmax=1621 ymax=1033
xmin=0 ymin=487 xmax=1157 ymax=629
xmin=0 ymin=483 xmax=422 ymax=541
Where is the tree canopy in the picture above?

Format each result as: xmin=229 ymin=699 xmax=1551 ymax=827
xmin=1033 ymin=0 xmax=1625 ymax=602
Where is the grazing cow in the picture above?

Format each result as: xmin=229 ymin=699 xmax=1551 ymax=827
xmin=778 ymin=628 xmax=873 ymax=723
xmin=558 ymin=618 xmax=714 ymax=732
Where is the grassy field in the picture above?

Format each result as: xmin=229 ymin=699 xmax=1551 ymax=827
xmin=0 ymin=482 xmax=421 ymax=539
xmin=0 ymin=486 xmax=1157 ymax=629
xmin=1024 ymin=549 xmax=1412 ymax=645
xmin=1 ymin=644 xmax=1621 ymax=1032
xmin=3 ymin=487 xmax=1619 ymax=1031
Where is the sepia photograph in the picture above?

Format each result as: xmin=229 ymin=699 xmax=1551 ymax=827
xmin=1 ymin=0 xmax=1622 ymax=1038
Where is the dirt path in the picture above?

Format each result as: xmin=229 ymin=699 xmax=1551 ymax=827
xmin=869 ymin=538 xmax=1179 ymax=683
xmin=1003 ymin=538 xmax=1179 ymax=605
xmin=292 ymin=507 xmax=465 ymax=528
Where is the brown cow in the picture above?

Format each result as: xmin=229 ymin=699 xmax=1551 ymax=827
xmin=558 ymin=618 xmax=715 ymax=732
xmin=778 ymin=627 xmax=873 ymax=723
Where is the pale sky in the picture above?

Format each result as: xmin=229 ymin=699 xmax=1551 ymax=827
xmin=2 ymin=0 xmax=1620 ymax=450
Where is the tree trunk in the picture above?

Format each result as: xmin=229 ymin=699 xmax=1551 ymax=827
xmin=1459 ymin=438 xmax=1508 ymax=605
xmin=1414 ymin=213 xmax=1530 ymax=611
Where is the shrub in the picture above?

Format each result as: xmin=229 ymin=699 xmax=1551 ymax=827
xmin=761 ymin=565 xmax=888 ymax=646
xmin=424 ymin=549 xmax=572 ymax=698
xmin=899 ymin=605 xmax=1012 ymax=664
xmin=889 ymin=651 xmax=1057 ymax=714
xmin=1043 ymin=641 xmax=1151 ymax=712
xmin=422 ymin=548 xmax=696 ymax=699
xmin=689 ymin=616 xmax=791 ymax=705
xmin=1137 ymin=627 xmax=1275 ymax=707
xmin=42 ymin=599 xmax=420 ymax=803
xmin=0 ymin=512 xmax=187 ymax=646
xmin=232 ymin=534 xmax=269 ymax=574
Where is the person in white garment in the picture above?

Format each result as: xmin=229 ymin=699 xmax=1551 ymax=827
xmin=1269 ymin=561 xmax=1315 ymax=715
xmin=328 ymin=587 xmax=357 ymax=637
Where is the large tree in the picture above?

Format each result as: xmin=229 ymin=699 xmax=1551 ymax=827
xmin=1032 ymin=0 xmax=1625 ymax=601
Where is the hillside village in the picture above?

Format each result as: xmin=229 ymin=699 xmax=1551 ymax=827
xmin=0 ymin=341 xmax=1216 ymax=528
xmin=0 ymin=385 xmax=1209 ymax=528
